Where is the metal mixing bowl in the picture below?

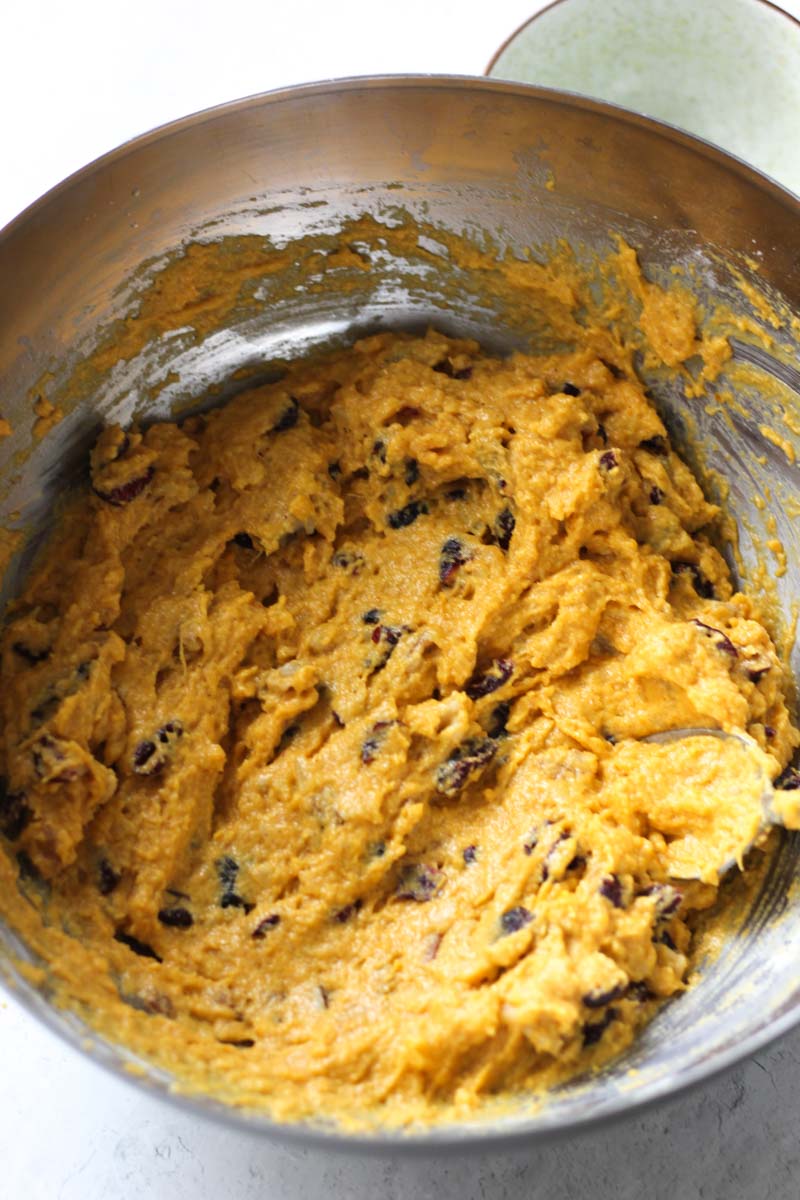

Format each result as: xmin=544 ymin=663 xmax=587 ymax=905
xmin=1 ymin=77 xmax=800 ymax=1151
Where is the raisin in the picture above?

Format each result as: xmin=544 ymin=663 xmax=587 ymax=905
xmin=132 ymin=721 xmax=184 ymax=775
xmin=333 ymin=898 xmax=363 ymax=923
xmin=435 ymin=736 xmax=497 ymax=797
xmin=157 ymin=906 xmax=193 ymax=929
xmin=216 ymin=856 xmax=239 ymax=892
xmin=115 ymin=931 xmax=162 ymax=962
xmin=361 ymin=720 xmax=394 ymax=765
xmin=32 ymin=735 xmax=83 ymax=783
xmin=691 ymin=619 xmax=737 ymax=658
xmin=639 ymin=435 xmax=669 ymax=456
xmin=368 ymin=624 xmax=407 ymax=672
xmin=500 ymin=905 xmax=533 ymax=935
xmin=583 ymin=1007 xmax=618 ymax=1046
xmin=12 ymin=642 xmax=50 ymax=665
xmin=466 ymin=658 xmax=513 ymax=700
xmin=98 ymin=859 xmax=121 ymax=896
xmin=488 ymin=701 xmax=511 ymax=739
xmin=252 ymin=914 xmax=281 ymax=938
xmin=0 ymin=786 xmax=32 ymax=841
xmin=776 ymin=766 xmax=800 ymax=790
xmin=463 ymin=844 xmax=477 ymax=865
xmin=396 ymin=864 xmax=443 ymax=902
xmin=372 ymin=438 xmax=387 ymax=463
xmin=672 ymin=561 xmax=715 ymax=599
xmin=639 ymin=883 xmax=682 ymax=918
xmin=272 ymin=398 xmax=299 ymax=432
xmin=439 ymin=536 xmax=471 ymax=586
xmin=765 ymin=725 xmax=776 ymax=739
xmin=221 ymin=893 xmax=254 ymax=912
xmin=387 ymin=500 xmax=428 ymax=529
xmin=523 ymin=831 xmax=538 ymax=856
xmin=562 ymin=382 xmax=580 ymax=397
xmin=649 ymin=486 xmax=664 ymax=505
xmin=362 ymin=608 xmax=381 ymax=625
xmin=567 ymin=854 xmax=587 ymax=872
xmin=232 ymin=532 xmax=254 ymax=549
xmin=94 ymin=465 xmax=155 ymax=506
xmin=599 ymin=874 xmax=624 ymax=908
xmin=132 ymin=740 xmax=157 ymax=771
xmin=599 ymin=449 xmax=618 ymax=471
xmin=404 ymin=458 xmax=420 ymax=486
xmin=494 ymin=508 xmax=515 ymax=552
xmin=583 ymin=983 xmax=625 ymax=1009
xmin=433 ymin=359 xmax=472 ymax=380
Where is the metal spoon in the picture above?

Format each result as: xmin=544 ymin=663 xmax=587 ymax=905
xmin=641 ymin=727 xmax=795 ymax=881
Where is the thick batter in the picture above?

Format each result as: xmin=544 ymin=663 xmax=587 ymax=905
xmin=0 ymin=328 xmax=797 ymax=1127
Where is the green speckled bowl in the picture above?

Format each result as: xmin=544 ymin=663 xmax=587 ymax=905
xmin=488 ymin=0 xmax=800 ymax=196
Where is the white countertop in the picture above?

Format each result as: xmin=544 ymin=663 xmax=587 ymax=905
xmin=3 ymin=2 xmax=800 ymax=1196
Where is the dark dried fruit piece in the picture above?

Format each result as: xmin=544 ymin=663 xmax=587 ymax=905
xmin=252 ymin=914 xmax=281 ymax=939
xmin=775 ymin=766 xmax=800 ymax=790
xmin=12 ymin=642 xmax=50 ymax=665
xmin=433 ymin=359 xmax=472 ymax=380
xmin=672 ymin=560 xmax=715 ymax=599
xmin=583 ymin=982 xmax=626 ymax=1009
xmin=639 ymin=435 xmax=669 ymax=456
xmin=500 ymin=905 xmax=533 ymax=935
xmin=494 ymin=508 xmax=515 ymax=552
xmin=627 ymin=981 xmax=655 ymax=1002
xmin=361 ymin=720 xmax=394 ymax=765
xmin=599 ymin=874 xmax=624 ymax=908
xmin=562 ymin=382 xmax=580 ymax=397
xmin=691 ymin=619 xmax=737 ymax=658
xmin=639 ymin=883 xmax=682 ymax=918
xmin=0 ymin=785 xmax=32 ymax=841
xmin=157 ymin=906 xmax=193 ymax=929
xmin=132 ymin=720 xmax=184 ymax=776
xmin=435 ymin=736 xmax=497 ymax=797
xmin=98 ymin=859 xmax=121 ymax=896
xmin=94 ymin=465 xmax=155 ymax=506
xmin=583 ymin=1007 xmax=618 ymax=1046
xmin=397 ymin=864 xmax=443 ymax=902
xmin=740 ymin=651 xmax=772 ymax=683
xmin=649 ymin=486 xmax=664 ymax=505
xmin=332 ymin=548 xmax=366 ymax=572
xmin=599 ymin=449 xmax=618 ymax=472
xmin=115 ymin=931 xmax=162 ymax=962
xmin=362 ymin=608 xmax=381 ymax=625
xmin=272 ymin=398 xmax=299 ymax=432
xmin=466 ymin=658 xmax=513 ymax=700
xmin=463 ymin=844 xmax=477 ymax=865
xmin=404 ymin=458 xmax=420 ymax=486
xmin=372 ymin=438 xmax=387 ymax=463
xmin=659 ymin=929 xmax=677 ymax=950
xmin=488 ymin=701 xmax=511 ymax=739
xmin=333 ymin=898 xmax=363 ymax=923
xmin=216 ymin=855 xmax=239 ymax=892
xmin=32 ymin=735 xmax=84 ymax=783
xmin=439 ymin=536 xmax=472 ymax=586
xmin=387 ymin=500 xmax=429 ymax=529
xmin=232 ymin=532 xmax=254 ymax=549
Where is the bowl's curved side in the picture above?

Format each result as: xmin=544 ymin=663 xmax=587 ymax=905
xmin=1 ymin=77 xmax=800 ymax=1150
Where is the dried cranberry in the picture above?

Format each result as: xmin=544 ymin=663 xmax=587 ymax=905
xmin=672 ymin=561 xmax=715 ymax=599
xmin=466 ymin=658 xmax=513 ymax=700
xmin=639 ymin=883 xmax=682 ymax=918
xmin=494 ymin=508 xmax=515 ymax=552
xmin=435 ymin=737 xmax=497 ymax=797
xmin=94 ymin=466 xmax=155 ymax=506
xmin=691 ymin=619 xmax=737 ymax=657
xmin=583 ymin=1007 xmax=618 ymax=1046
xmin=98 ymin=859 xmax=121 ymax=896
xmin=114 ymin=931 xmax=162 ymax=962
xmin=132 ymin=721 xmax=184 ymax=775
xmin=397 ymin=864 xmax=443 ymax=902
xmin=776 ymin=766 xmax=800 ymax=790
xmin=252 ymin=914 xmax=281 ymax=938
xmin=272 ymin=398 xmax=299 ymax=432
xmin=361 ymin=720 xmax=394 ymax=765
xmin=583 ymin=983 xmax=625 ymax=1009
xmin=333 ymin=898 xmax=363 ymax=923
xmin=387 ymin=500 xmax=428 ymax=529
xmin=599 ymin=449 xmax=618 ymax=471
xmin=599 ymin=875 xmax=624 ymax=908
xmin=639 ymin=435 xmax=669 ymax=456
xmin=500 ymin=905 xmax=533 ymax=935
xmin=439 ymin=537 xmax=471 ymax=586
xmin=157 ymin=906 xmax=193 ymax=929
